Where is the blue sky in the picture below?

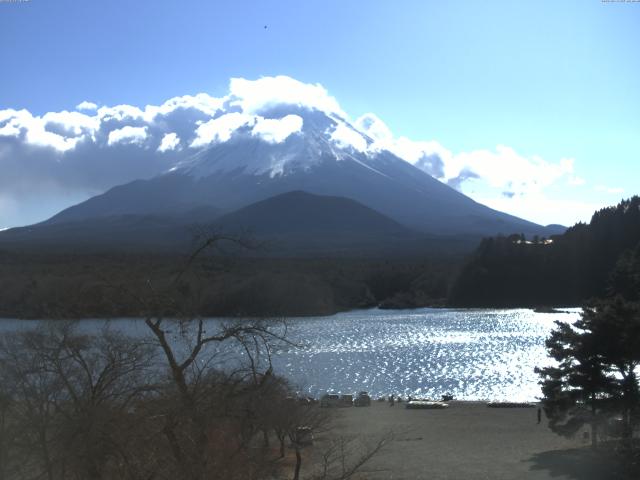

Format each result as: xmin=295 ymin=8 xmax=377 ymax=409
xmin=1 ymin=0 xmax=639 ymax=227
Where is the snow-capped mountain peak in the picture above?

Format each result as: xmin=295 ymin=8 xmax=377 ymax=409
xmin=175 ymin=106 xmax=383 ymax=179
xmin=35 ymin=78 xmax=552 ymax=239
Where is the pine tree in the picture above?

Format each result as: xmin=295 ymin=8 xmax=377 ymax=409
xmin=535 ymin=315 xmax=616 ymax=448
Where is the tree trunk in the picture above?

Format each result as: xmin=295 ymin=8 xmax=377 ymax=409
xmin=162 ymin=419 xmax=189 ymax=476
xmin=623 ymin=407 xmax=632 ymax=449
xmin=276 ymin=431 xmax=285 ymax=458
xmin=292 ymin=446 xmax=302 ymax=480
xmin=620 ymin=368 xmax=636 ymax=451
xmin=0 ymin=408 xmax=6 ymax=480
xmin=39 ymin=427 xmax=55 ymax=480
xmin=590 ymin=394 xmax=598 ymax=449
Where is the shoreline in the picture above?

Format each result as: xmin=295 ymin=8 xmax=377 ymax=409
xmin=0 ymin=304 xmax=581 ymax=321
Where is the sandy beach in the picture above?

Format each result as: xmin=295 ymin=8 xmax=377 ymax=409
xmin=306 ymin=401 xmax=625 ymax=480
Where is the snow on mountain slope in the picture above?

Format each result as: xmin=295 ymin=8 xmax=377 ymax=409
xmin=45 ymin=102 xmax=546 ymax=237
xmin=176 ymin=106 xmax=382 ymax=179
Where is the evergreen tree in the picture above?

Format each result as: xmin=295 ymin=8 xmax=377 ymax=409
xmin=537 ymin=299 xmax=640 ymax=449
xmin=609 ymin=243 xmax=640 ymax=301
xmin=535 ymin=315 xmax=616 ymax=448
xmin=583 ymin=299 xmax=640 ymax=447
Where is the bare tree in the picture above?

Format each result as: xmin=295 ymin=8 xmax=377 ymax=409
xmin=0 ymin=322 xmax=156 ymax=480
xmin=0 ymin=233 xmax=395 ymax=480
xmin=312 ymin=432 xmax=394 ymax=480
xmin=137 ymin=317 xmax=290 ymax=479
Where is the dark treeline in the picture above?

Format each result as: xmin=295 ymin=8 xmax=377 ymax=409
xmin=450 ymin=196 xmax=640 ymax=307
xmin=0 ymin=251 xmax=460 ymax=319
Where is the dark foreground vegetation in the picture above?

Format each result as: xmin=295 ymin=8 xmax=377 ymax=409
xmin=0 ymin=324 xmax=391 ymax=480
xmin=0 ymin=242 xmax=393 ymax=480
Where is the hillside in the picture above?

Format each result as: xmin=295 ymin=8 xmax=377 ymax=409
xmin=0 ymin=191 xmax=480 ymax=256
xmin=449 ymin=196 xmax=640 ymax=307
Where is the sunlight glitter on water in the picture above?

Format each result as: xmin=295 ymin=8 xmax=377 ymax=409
xmin=0 ymin=307 xmax=580 ymax=402
xmin=271 ymin=308 xmax=580 ymax=402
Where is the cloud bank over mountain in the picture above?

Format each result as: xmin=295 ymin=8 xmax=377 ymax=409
xmin=0 ymin=75 xmax=593 ymax=228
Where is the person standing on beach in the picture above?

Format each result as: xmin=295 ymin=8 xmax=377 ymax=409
xmin=389 ymin=394 xmax=395 ymax=406
xmin=537 ymin=407 xmax=542 ymax=424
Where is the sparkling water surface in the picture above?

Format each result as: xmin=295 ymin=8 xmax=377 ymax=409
xmin=271 ymin=308 xmax=580 ymax=402
xmin=0 ymin=308 xmax=580 ymax=402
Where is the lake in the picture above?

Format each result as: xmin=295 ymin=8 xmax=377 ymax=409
xmin=0 ymin=307 xmax=580 ymax=402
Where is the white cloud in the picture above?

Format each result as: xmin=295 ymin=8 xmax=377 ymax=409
xmin=0 ymin=109 xmax=81 ymax=152
xmin=229 ymin=76 xmax=346 ymax=117
xmin=190 ymin=112 xmax=255 ymax=148
xmin=251 ymin=114 xmax=303 ymax=144
xmin=357 ymin=112 xmax=576 ymax=197
xmin=448 ymin=146 xmax=575 ymax=196
xmin=476 ymin=193 xmax=602 ymax=227
xmin=356 ymin=113 xmax=449 ymax=178
xmin=355 ymin=113 xmax=393 ymax=142
xmin=355 ymin=111 xmax=595 ymax=226
xmin=0 ymin=109 xmax=25 ymax=138
xmin=145 ymin=93 xmax=224 ymax=119
xmin=26 ymin=127 xmax=81 ymax=152
xmin=595 ymin=185 xmax=624 ymax=194
xmin=107 ymin=126 xmax=148 ymax=146
xmin=0 ymin=76 xmax=347 ymax=156
xmin=568 ymin=176 xmax=586 ymax=186
xmin=98 ymin=104 xmax=145 ymax=123
xmin=43 ymin=110 xmax=99 ymax=137
xmin=91 ymin=95 xmax=223 ymax=125
xmin=392 ymin=138 xmax=451 ymax=164
xmin=157 ymin=132 xmax=181 ymax=152
xmin=329 ymin=122 xmax=368 ymax=152
xmin=76 ymin=101 xmax=98 ymax=111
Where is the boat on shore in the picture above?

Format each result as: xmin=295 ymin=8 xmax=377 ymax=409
xmin=486 ymin=402 xmax=535 ymax=408
xmin=406 ymin=400 xmax=449 ymax=409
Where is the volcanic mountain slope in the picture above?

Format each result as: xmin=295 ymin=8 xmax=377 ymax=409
xmin=210 ymin=190 xmax=424 ymax=254
xmin=215 ymin=190 xmax=411 ymax=235
xmin=0 ymin=207 xmax=220 ymax=253
xmin=40 ymin=106 xmax=560 ymax=240
xmin=1 ymin=191 xmax=431 ymax=255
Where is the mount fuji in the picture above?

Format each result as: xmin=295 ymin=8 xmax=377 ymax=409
xmin=0 ymin=103 xmax=562 ymax=254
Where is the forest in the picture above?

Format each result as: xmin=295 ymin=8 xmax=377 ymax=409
xmin=450 ymin=196 xmax=640 ymax=307
xmin=0 ymin=250 xmax=457 ymax=319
